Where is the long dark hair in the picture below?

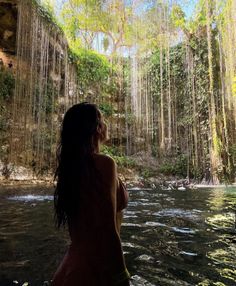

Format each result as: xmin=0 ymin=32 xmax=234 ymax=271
xmin=54 ymin=102 xmax=102 ymax=228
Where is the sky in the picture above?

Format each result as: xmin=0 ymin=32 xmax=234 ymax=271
xmin=180 ymin=0 xmax=198 ymax=19
xmin=55 ymin=0 xmax=198 ymax=19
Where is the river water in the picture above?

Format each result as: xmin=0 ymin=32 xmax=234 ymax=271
xmin=0 ymin=186 xmax=235 ymax=286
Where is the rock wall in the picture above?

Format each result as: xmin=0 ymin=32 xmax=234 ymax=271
xmin=0 ymin=1 xmax=17 ymax=53
xmin=0 ymin=0 xmax=80 ymax=179
xmin=0 ymin=1 xmax=17 ymax=70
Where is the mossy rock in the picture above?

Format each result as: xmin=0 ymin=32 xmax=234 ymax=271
xmin=0 ymin=2 xmax=17 ymax=53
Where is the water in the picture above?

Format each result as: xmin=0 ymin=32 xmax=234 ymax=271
xmin=0 ymin=186 xmax=236 ymax=286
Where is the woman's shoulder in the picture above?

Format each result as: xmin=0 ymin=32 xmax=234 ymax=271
xmin=93 ymin=153 xmax=116 ymax=167
xmin=93 ymin=154 xmax=117 ymax=187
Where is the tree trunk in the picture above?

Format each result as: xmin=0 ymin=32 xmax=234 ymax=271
xmin=206 ymin=0 xmax=221 ymax=184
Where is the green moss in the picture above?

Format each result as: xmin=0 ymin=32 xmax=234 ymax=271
xmin=67 ymin=47 xmax=112 ymax=97
xmin=0 ymin=68 xmax=14 ymax=162
xmin=32 ymin=0 xmax=64 ymax=34
xmin=0 ymin=68 xmax=15 ymax=101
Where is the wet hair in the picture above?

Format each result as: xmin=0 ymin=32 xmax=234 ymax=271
xmin=54 ymin=102 xmax=102 ymax=228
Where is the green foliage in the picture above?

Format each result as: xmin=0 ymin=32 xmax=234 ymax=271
xmin=150 ymin=44 xmax=186 ymax=90
xmin=114 ymin=156 xmax=135 ymax=168
xmin=61 ymin=0 xmax=134 ymax=54
xmin=0 ymin=68 xmax=15 ymax=101
xmin=32 ymin=0 xmax=64 ymax=33
xmin=149 ymin=32 xmax=214 ymax=179
xmin=69 ymin=48 xmax=111 ymax=91
xmin=0 ymin=68 xmax=14 ymax=161
xmin=140 ymin=168 xmax=155 ymax=179
xmin=45 ymin=79 xmax=58 ymax=116
xmin=171 ymin=5 xmax=186 ymax=29
xmin=0 ymin=105 xmax=10 ymax=135
xmin=150 ymin=44 xmax=190 ymax=126
xmin=159 ymin=155 xmax=188 ymax=177
xmin=99 ymin=103 xmax=114 ymax=117
xmin=101 ymin=145 xmax=135 ymax=168
xmin=229 ymin=144 xmax=236 ymax=162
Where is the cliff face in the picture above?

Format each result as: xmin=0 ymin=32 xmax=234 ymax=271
xmin=0 ymin=1 xmax=17 ymax=54
xmin=0 ymin=0 xmax=81 ymax=177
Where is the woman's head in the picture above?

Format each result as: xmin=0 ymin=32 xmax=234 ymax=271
xmin=54 ymin=102 xmax=108 ymax=228
xmin=61 ymin=102 xmax=107 ymax=154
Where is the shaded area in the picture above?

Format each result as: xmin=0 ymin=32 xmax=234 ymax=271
xmin=0 ymin=1 xmax=17 ymax=54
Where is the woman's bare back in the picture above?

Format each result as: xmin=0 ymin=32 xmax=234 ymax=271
xmin=52 ymin=154 xmax=130 ymax=286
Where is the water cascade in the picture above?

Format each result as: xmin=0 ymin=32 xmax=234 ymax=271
xmin=130 ymin=0 xmax=236 ymax=182
xmin=5 ymin=0 xmax=79 ymax=176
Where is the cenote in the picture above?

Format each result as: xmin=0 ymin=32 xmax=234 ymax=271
xmin=0 ymin=186 xmax=235 ymax=286
xmin=1 ymin=0 xmax=236 ymax=285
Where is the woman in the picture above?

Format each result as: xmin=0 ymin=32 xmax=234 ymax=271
xmin=52 ymin=102 xmax=130 ymax=286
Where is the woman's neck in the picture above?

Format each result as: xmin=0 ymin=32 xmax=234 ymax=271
xmin=93 ymin=141 xmax=100 ymax=153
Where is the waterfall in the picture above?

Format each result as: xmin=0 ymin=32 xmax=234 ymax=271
xmin=9 ymin=0 xmax=79 ymax=175
xmin=131 ymin=55 xmax=139 ymax=120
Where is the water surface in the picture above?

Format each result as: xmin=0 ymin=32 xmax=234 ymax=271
xmin=0 ymin=185 xmax=236 ymax=286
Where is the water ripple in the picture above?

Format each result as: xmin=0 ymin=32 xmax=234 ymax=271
xmin=135 ymin=254 xmax=155 ymax=262
xmin=145 ymin=221 xmax=166 ymax=227
xmin=7 ymin=195 xmax=53 ymax=202
xmin=171 ymin=227 xmax=196 ymax=234
xmin=153 ymin=208 xmax=200 ymax=219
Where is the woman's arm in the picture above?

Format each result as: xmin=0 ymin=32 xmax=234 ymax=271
xmin=99 ymin=155 xmax=130 ymax=285
xmin=116 ymin=177 xmax=128 ymax=234
xmin=116 ymin=177 xmax=129 ymax=212
xmin=116 ymin=211 xmax=123 ymax=234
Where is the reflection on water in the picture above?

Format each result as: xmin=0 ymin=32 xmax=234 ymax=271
xmin=8 ymin=195 xmax=53 ymax=202
xmin=0 ymin=186 xmax=236 ymax=286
